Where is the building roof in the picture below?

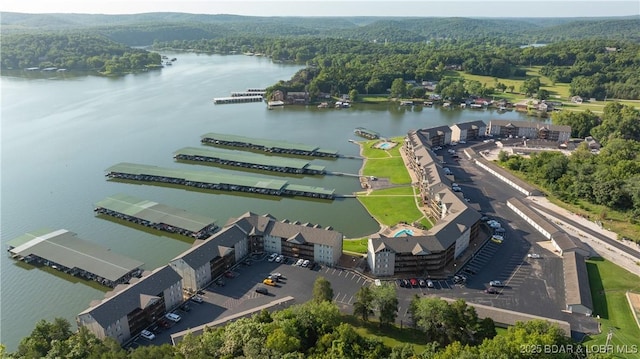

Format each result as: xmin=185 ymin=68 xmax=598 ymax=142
xmin=507 ymin=197 xmax=560 ymax=236
xmin=174 ymin=146 xmax=324 ymax=172
xmin=200 ymin=133 xmax=338 ymax=155
xmin=95 ymin=193 xmax=216 ymax=233
xmin=8 ymin=229 xmax=143 ymax=282
xmin=78 ymin=265 xmax=182 ymax=327
xmin=418 ymin=125 xmax=452 ymax=139
xmin=171 ymin=225 xmax=247 ymax=268
xmin=489 ymin=119 xmax=571 ymax=133
xmin=452 ymin=120 xmax=487 ymax=130
xmin=106 ymin=162 xmax=288 ymax=190
xmin=563 ymin=251 xmax=593 ymax=311
xmin=227 ymin=212 xmax=342 ymax=247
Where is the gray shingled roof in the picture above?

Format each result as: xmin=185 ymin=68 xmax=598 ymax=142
xmin=78 ymin=266 xmax=182 ymax=327
xmin=489 ymin=119 xmax=571 ymax=133
xmin=172 ymin=225 xmax=247 ymax=268
xmin=452 ymin=120 xmax=486 ymax=130
xmin=226 ymin=212 xmax=342 ymax=247
xmin=563 ymin=251 xmax=593 ymax=312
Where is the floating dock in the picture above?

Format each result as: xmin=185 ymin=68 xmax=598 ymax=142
xmin=6 ymin=229 xmax=144 ymax=287
xmin=105 ymin=163 xmax=335 ymax=199
xmin=354 ymin=127 xmax=380 ymax=139
xmin=174 ymin=147 xmax=326 ymax=175
xmin=94 ymin=193 xmax=219 ymax=239
xmin=201 ymin=133 xmax=339 ymax=158
xmin=213 ymin=96 xmax=263 ymax=104
xmin=231 ymin=91 xmax=266 ymax=97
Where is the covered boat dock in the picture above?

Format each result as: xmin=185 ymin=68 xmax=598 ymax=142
xmin=94 ymin=193 xmax=219 ymax=239
xmin=105 ymin=163 xmax=335 ymax=199
xmin=201 ymin=133 xmax=339 ymax=158
xmin=6 ymin=229 xmax=144 ymax=287
xmin=173 ymin=147 xmax=326 ymax=175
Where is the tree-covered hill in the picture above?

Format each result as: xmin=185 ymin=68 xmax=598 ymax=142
xmin=1 ymin=12 xmax=639 ymax=45
xmin=0 ymin=32 xmax=161 ymax=74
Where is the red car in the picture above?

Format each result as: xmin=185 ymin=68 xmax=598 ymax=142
xmin=409 ymin=278 xmax=418 ymax=287
xmin=224 ymin=271 xmax=234 ymax=278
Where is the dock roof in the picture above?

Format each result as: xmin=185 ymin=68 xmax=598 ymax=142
xmin=201 ymin=133 xmax=338 ymax=155
xmin=106 ymin=162 xmax=288 ymax=190
xmin=7 ymin=229 xmax=143 ymax=282
xmin=174 ymin=147 xmax=325 ymax=171
xmin=95 ymin=194 xmax=216 ymax=233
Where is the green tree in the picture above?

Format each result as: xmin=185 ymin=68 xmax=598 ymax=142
xmin=353 ymin=286 xmax=375 ymax=321
xmin=390 ymin=78 xmax=407 ymax=98
xmin=371 ymin=283 xmax=399 ymax=327
xmin=312 ymin=276 xmax=334 ymax=303
xmin=349 ymin=89 xmax=359 ymax=102
xmin=266 ymin=328 xmax=301 ymax=353
xmin=520 ymin=77 xmax=541 ymax=97
xmin=15 ymin=318 xmax=73 ymax=359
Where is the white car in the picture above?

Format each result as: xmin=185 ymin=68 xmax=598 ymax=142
xmin=459 ymin=140 xmax=466 ymax=144
xmin=165 ymin=312 xmax=182 ymax=322
xmin=267 ymin=253 xmax=278 ymax=262
xmin=452 ymin=186 xmax=462 ymax=192
xmin=295 ymin=258 xmax=304 ymax=266
xmin=302 ymin=259 xmax=310 ymax=267
xmin=275 ymin=255 xmax=283 ymax=263
xmin=489 ymin=280 xmax=504 ymax=287
xmin=492 ymin=235 xmax=504 ymax=242
xmin=140 ymin=329 xmax=155 ymax=340
xmin=528 ymin=253 xmax=541 ymax=259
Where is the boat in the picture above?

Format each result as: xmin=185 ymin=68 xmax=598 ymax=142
xmin=317 ymin=102 xmax=329 ymax=108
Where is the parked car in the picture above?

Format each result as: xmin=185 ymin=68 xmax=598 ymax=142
xmin=295 ymin=258 xmax=304 ymax=266
xmin=485 ymin=287 xmax=500 ymax=294
xmin=275 ymin=255 xmax=283 ymax=263
xmin=255 ymin=287 xmax=269 ymax=295
xmin=140 ymin=329 xmax=155 ymax=340
xmin=452 ymin=186 xmax=462 ymax=192
xmin=489 ymin=280 xmax=504 ymax=287
xmin=270 ymin=272 xmax=282 ymax=280
xmin=396 ymin=279 xmax=404 ymax=287
xmin=418 ymin=279 xmax=426 ymax=287
xmin=491 ymin=236 xmax=503 ymax=244
xmin=528 ymin=253 xmax=542 ymax=259
xmin=267 ymin=253 xmax=278 ymax=262
xmin=224 ymin=271 xmax=234 ymax=278
xmin=263 ymin=278 xmax=276 ymax=286
xmin=494 ymin=227 xmax=506 ymax=234
xmin=401 ymin=279 xmax=410 ymax=287
xmin=491 ymin=235 xmax=504 ymax=242
xmin=165 ymin=313 xmax=181 ymax=323
xmin=427 ymin=279 xmax=435 ymax=288
xmin=302 ymin=259 xmax=310 ymax=268
xmin=191 ymin=295 xmax=204 ymax=303
xmin=215 ymin=278 xmax=225 ymax=286
xmin=453 ymin=275 xmax=467 ymax=284
xmin=409 ymin=278 xmax=418 ymax=287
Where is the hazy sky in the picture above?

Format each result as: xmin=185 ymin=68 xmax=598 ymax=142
xmin=1 ymin=0 xmax=638 ymax=18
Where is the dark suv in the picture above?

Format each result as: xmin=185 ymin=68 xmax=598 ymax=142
xmin=255 ymin=287 xmax=269 ymax=295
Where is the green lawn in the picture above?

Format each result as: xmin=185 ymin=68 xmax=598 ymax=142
xmin=358 ymin=187 xmax=424 ymax=226
xmin=343 ymin=238 xmax=369 ymax=254
xmin=342 ymin=315 xmax=431 ymax=353
xmin=584 ymin=258 xmax=640 ymax=354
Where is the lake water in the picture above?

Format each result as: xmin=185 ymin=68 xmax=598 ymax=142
xmin=0 ymin=52 xmax=528 ymax=350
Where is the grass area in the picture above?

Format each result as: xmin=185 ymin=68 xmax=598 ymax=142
xmin=449 ymin=68 xmax=640 ymax=112
xmin=360 ymin=138 xmax=411 ymax=185
xmin=343 ymin=238 xmax=369 ymax=254
xmin=343 ymin=315 xmax=431 ymax=353
xmin=358 ymin=187 xmax=424 ymax=226
xmin=360 ymin=94 xmax=391 ymax=103
xmin=584 ymin=258 xmax=640 ymax=353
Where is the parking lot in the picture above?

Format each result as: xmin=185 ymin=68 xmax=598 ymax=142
xmin=130 ymin=139 xmax=599 ymax=347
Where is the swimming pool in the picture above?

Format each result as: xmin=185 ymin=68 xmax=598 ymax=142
xmin=393 ymin=229 xmax=414 ymax=237
xmin=378 ymin=142 xmax=393 ymax=150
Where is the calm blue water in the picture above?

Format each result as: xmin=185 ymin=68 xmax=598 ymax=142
xmin=0 ymin=52 xmax=529 ymax=350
